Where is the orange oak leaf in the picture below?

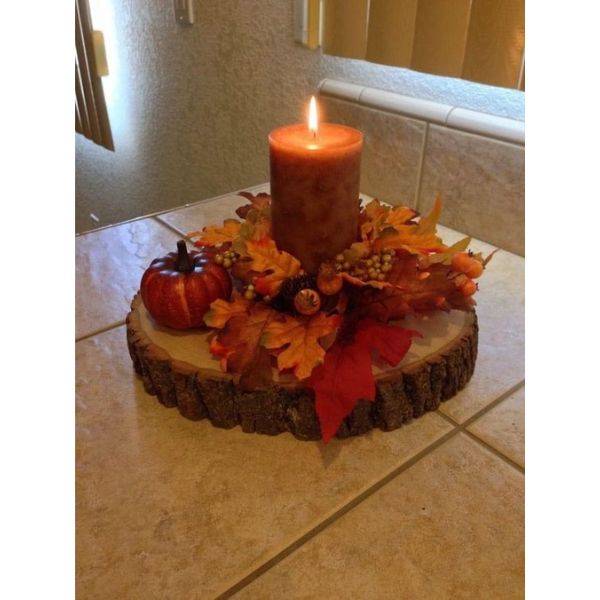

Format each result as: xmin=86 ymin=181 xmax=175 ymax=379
xmin=233 ymin=217 xmax=272 ymax=254
xmin=248 ymin=217 xmax=271 ymax=242
xmin=212 ymin=304 xmax=280 ymax=389
xmin=189 ymin=219 xmax=242 ymax=247
xmin=262 ymin=312 xmax=341 ymax=380
xmin=374 ymin=196 xmax=444 ymax=255
xmin=341 ymin=271 xmax=393 ymax=290
xmin=234 ymin=193 xmax=272 ymax=254
xmin=204 ymin=292 xmax=251 ymax=329
xmin=359 ymin=200 xmax=416 ymax=241
xmin=308 ymin=319 xmax=421 ymax=443
xmin=246 ymin=238 xmax=301 ymax=296
xmin=359 ymin=199 xmax=389 ymax=240
xmin=385 ymin=205 xmax=417 ymax=230
xmin=419 ymin=236 xmax=471 ymax=267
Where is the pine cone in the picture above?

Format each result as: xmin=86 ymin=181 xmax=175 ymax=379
xmin=279 ymin=274 xmax=317 ymax=302
xmin=271 ymin=274 xmax=318 ymax=313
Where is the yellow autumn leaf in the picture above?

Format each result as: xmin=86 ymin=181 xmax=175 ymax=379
xmin=233 ymin=217 xmax=271 ymax=254
xmin=415 ymin=194 xmax=442 ymax=235
xmin=421 ymin=237 xmax=472 ymax=267
xmin=262 ymin=313 xmax=340 ymax=380
xmin=343 ymin=241 xmax=372 ymax=265
xmin=374 ymin=196 xmax=444 ymax=255
xmin=360 ymin=199 xmax=389 ymax=240
xmin=385 ymin=206 xmax=417 ymax=231
xmin=247 ymin=238 xmax=301 ymax=296
xmin=340 ymin=272 xmax=393 ymax=290
xmin=204 ymin=292 xmax=250 ymax=329
xmin=363 ymin=198 xmax=387 ymax=220
xmin=188 ymin=219 xmax=242 ymax=247
xmin=377 ymin=230 xmax=444 ymax=254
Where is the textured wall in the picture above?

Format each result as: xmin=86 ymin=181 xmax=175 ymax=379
xmin=76 ymin=0 xmax=524 ymax=233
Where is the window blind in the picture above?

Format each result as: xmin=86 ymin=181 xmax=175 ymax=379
xmin=322 ymin=0 xmax=525 ymax=89
xmin=75 ymin=0 xmax=113 ymax=150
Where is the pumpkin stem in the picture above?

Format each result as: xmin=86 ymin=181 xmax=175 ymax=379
xmin=176 ymin=240 xmax=193 ymax=272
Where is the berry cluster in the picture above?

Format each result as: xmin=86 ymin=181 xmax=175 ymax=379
xmin=335 ymin=250 xmax=394 ymax=282
xmin=241 ymin=282 xmax=275 ymax=303
xmin=214 ymin=250 xmax=239 ymax=269
xmin=243 ymin=283 xmax=257 ymax=301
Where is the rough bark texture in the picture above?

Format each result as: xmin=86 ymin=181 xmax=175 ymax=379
xmin=126 ymin=297 xmax=478 ymax=441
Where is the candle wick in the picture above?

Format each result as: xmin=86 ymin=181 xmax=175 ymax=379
xmin=312 ymin=130 xmax=316 ymax=140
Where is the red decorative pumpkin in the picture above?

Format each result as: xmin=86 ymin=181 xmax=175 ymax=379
xmin=140 ymin=241 xmax=232 ymax=329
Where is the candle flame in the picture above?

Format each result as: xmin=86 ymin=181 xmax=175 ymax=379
xmin=308 ymin=96 xmax=318 ymax=135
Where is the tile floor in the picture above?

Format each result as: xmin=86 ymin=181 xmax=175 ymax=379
xmin=76 ymin=184 xmax=524 ymax=599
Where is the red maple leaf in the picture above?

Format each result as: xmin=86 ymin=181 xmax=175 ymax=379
xmin=355 ymin=319 xmax=421 ymax=366
xmin=309 ymin=341 xmax=375 ymax=444
xmin=308 ymin=320 xmax=422 ymax=443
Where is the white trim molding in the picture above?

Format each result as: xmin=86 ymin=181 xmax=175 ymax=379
xmin=318 ymin=79 xmax=525 ymax=146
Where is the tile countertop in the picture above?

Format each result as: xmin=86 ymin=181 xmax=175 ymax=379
xmin=76 ymin=184 xmax=524 ymax=599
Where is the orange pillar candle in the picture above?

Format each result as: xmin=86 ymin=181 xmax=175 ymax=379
xmin=269 ymin=97 xmax=363 ymax=273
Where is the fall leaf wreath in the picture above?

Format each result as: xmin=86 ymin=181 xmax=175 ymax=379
xmin=188 ymin=192 xmax=494 ymax=442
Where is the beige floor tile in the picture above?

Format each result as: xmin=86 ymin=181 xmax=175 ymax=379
xmin=467 ymin=387 xmax=525 ymax=468
xmin=76 ymin=218 xmax=182 ymax=339
xmin=321 ymin=97 xmax=425 ymax=207
xmin=157 ymin=183 xmax=270 ymax=236
xmin=157 ymin=183 xmax=377 ymax=238
xmin=76 ymin=327 xmax=453 ymax=599
xmin=419 ymin=125 xmax=524 ymax=255
xmin=436 ymin=226 xmax=524 ymax=424
xmin=236 ymin=433 xmax=524 ymax=600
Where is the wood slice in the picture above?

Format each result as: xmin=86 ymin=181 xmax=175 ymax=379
xmin=126 ymin=294 xmax=478 ymax=441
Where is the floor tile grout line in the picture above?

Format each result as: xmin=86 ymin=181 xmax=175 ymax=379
xmin=436 ymin=379 xmax=525 ymax=473
xmin=216 ymin=425 xmax=461 ymax=599
xmin=76 ymin=320 xmax=125 ymax=343
xmin=436 ymin=411 xmax=525 ymax=474
xmin=76 ymin=202 xmax=207 ymax=237
xmin=76 ymin=218 xmax=196 ymax=344
xmin=76 ymin=183 xmax=270 ymax=237
xmin=76 ymin=183 xmax=525 ymax=592
xmin=454 ymin=379 xmax=525 ymax=429
xmin=220 ymin=380 xmax=526 ymax=598
xmin=462 ymin=429 xmax=524 ymax=473
xmin=151 ymin=215 xmax=193 ymax=240
xmin=435 ymin=410 xmax=458 ymax=427
xmin=219 ymin=382 xmax=525 ymax=597
xmin=413 ymin=121 xmax=429 ymax=213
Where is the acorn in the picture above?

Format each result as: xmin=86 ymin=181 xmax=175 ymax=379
xmin=317 ymin=263 xmax=343 ymax=296
xmin=294 ymin=289 xmax=321 ymax=316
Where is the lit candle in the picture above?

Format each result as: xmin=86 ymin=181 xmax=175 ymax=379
xmin=269 ymin=96 xmax=363 ymax=273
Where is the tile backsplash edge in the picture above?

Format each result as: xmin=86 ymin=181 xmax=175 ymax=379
xmin=318 ymin=79 xmax=525 ymax=147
